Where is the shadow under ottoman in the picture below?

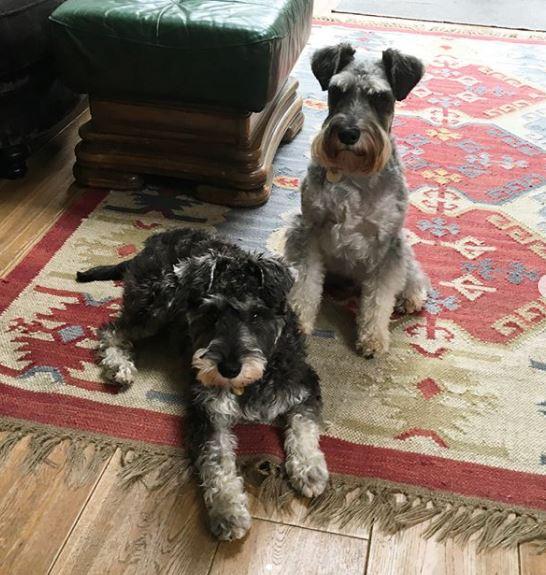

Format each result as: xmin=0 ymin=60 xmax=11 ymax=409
xmin=49 ymin=0 xmax=313 ymax=207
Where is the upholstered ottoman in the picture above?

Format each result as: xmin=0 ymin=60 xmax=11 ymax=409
xmin=49 ymin=0 xmax=312 ymax=206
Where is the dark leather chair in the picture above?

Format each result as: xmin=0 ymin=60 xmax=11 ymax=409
xmin=0 ymin=0 xmax=80 ymax=178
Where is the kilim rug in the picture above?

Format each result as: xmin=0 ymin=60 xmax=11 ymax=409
xmin=1 ymin=19 xmax=545 ymax=550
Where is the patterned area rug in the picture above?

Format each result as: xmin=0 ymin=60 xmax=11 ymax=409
xmin=1 ymin=20 xmax=545 ymax=550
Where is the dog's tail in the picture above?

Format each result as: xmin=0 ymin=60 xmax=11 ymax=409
xmin=76 ymin=261 xmax=130 ymax=283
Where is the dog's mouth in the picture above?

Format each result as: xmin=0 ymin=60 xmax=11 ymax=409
xmin=191 ymin=348 xmax=267 ymax=391
xmin=312 ymin=122 xmax=392 ymax=175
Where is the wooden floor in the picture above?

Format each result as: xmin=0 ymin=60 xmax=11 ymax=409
xmin=1 ymin=11 xmax=545 ymax=574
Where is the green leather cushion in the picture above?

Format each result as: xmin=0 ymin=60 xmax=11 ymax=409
xmin=49 ymin=0 xmax=312 ymax=111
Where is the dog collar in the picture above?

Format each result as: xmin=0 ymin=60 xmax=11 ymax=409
xmin=326 ymin=168 xmax=342 ymax=183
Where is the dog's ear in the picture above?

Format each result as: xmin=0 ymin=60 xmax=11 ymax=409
xmin=311 ymin=43 xmax=356 ymax=90
xmin=256 ymin=256 xmax=295 ymax=303
xmin=382 ymin=49 xmax=424 ymax=101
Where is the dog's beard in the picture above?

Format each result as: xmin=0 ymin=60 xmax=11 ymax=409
xmin=191 ymin=349 xmax=266 ymax=389
xmin=312 ymin=122 xmax=392 ymax=175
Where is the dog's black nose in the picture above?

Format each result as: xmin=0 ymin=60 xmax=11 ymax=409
xmin=218 ymin=361 xmax=242 ymax=379
xmin=338 ymin=127 xmax=360 ymax=145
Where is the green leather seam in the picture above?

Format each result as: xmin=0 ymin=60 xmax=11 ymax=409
xmin=49 ymin=17 xmax=289 ymax=50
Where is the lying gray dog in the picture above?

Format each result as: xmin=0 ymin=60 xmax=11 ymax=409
xmin=285 ymin=43 xmax=429 ymax=356
xmin=77 ymin=229 xmax=328 ymax=540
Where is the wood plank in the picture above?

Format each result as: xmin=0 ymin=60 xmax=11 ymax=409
xmin=366 ymin=521 xmax=520 ymax=575
xmin=0 ymin=109 xmax=89 ymax=277
xmin=49 ymin=450 xmax=218 ymax=575
xmin=0 ymin=435 xmax=110 ymax=575
xmin=210 ymin=518 xmax=369 ymax=575
xmin=248 ymin=488 xmax=370 ymax=539
xmin=519 ymin=542 xmax=546 ymax=575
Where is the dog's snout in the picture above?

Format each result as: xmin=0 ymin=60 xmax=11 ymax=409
xmin=338 ymin=127 xmax=360 ymax=145
xmin=218 ymin=360 xmax=242 ymax=379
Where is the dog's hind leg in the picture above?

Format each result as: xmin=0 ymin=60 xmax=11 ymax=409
xmin=284 ymin=218 xmax=325 ymax=334
xmin=284 ymin=374 xmax=329 ymax=498
xmin=189 ymin=414 xmax=251 ymax=540
xmin=97 ymin=261 xmax=178 ymax=388
xmin=396 ymin=239 xmax=430 ymax=314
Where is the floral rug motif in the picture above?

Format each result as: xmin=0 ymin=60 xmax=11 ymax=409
xmin=1 ymin=20 xmax=545 ymax=549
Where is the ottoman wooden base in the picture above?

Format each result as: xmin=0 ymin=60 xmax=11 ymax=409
xmin=74 ymin=78 xmax=303 ymax=207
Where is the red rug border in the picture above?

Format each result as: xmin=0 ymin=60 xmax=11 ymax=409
xmin=314 ymin=17 xmax=546 ymax=45
xmin=0 ymin=189 xmax=108 ymax=314
xmin=1 ymin=382 xmax=545 ymax=512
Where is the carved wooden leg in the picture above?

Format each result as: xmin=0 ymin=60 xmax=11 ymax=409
xmin=73 ymin=163 xmax=143 ymax=190
xmin=0 ymin=144 xmax=29 ymax=179
xmin=194 ymin=92 xmax=304 ymax=207
xmin=282 ymin=110 xmax=304 ymax=144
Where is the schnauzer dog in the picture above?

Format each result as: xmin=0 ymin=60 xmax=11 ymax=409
xmin=77 ymin=228 xmax=329 ymax=540
xmin=285 ymin=44 xmax=429 ymax=357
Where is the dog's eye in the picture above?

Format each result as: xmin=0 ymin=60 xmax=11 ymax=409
xmin=369 ymin=92 xmax=394 ymax=114
xmin=328 ymin=84 xmax=343 ymax=105
xmin=249 ymin=307 xmax=270 ymax=321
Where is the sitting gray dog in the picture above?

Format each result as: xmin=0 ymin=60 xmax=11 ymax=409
xmin=77 ymin=228 xmax=328 ymax=541
xmin=285 ymin=44 xmax=429 ymax=357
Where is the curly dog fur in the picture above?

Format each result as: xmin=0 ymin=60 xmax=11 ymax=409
xmin=77 ymin=228 xmax=329 ymax=540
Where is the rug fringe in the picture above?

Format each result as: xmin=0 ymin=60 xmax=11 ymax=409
xmin=1 ymin=420 xmax=544 ymax=552
xmin=248 ymin=464 xmax=546 ymax=553
xmin=118 ymin=449 xmax=191 ymax=492
xmin=0 ymin=419 xmax=187 ymax=491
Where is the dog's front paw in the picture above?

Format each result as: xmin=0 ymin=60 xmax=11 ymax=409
xmin=99 ymin=345 xmax=136 ymax=388
xmin=209 ymin=505 xmax=252 ymax=541
xmin=396 ymin=288 xmax=427 ymax=314
xmin=286 ymin=453 xmax=329 ymax=498
xmin=290 ymin=304 xmax=316 ymax=336
xmin=100 ymin=360 xmax=136 ymax=389
xmin=298 ymin=319 xmax=315 ymax=336
xmin=289 ymin=295 xmax=319 ymax=336
xmin=113 ymin=363 xmax=136 ymax=386
xmin=356 ymin=331 xmax=390 ymax=358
